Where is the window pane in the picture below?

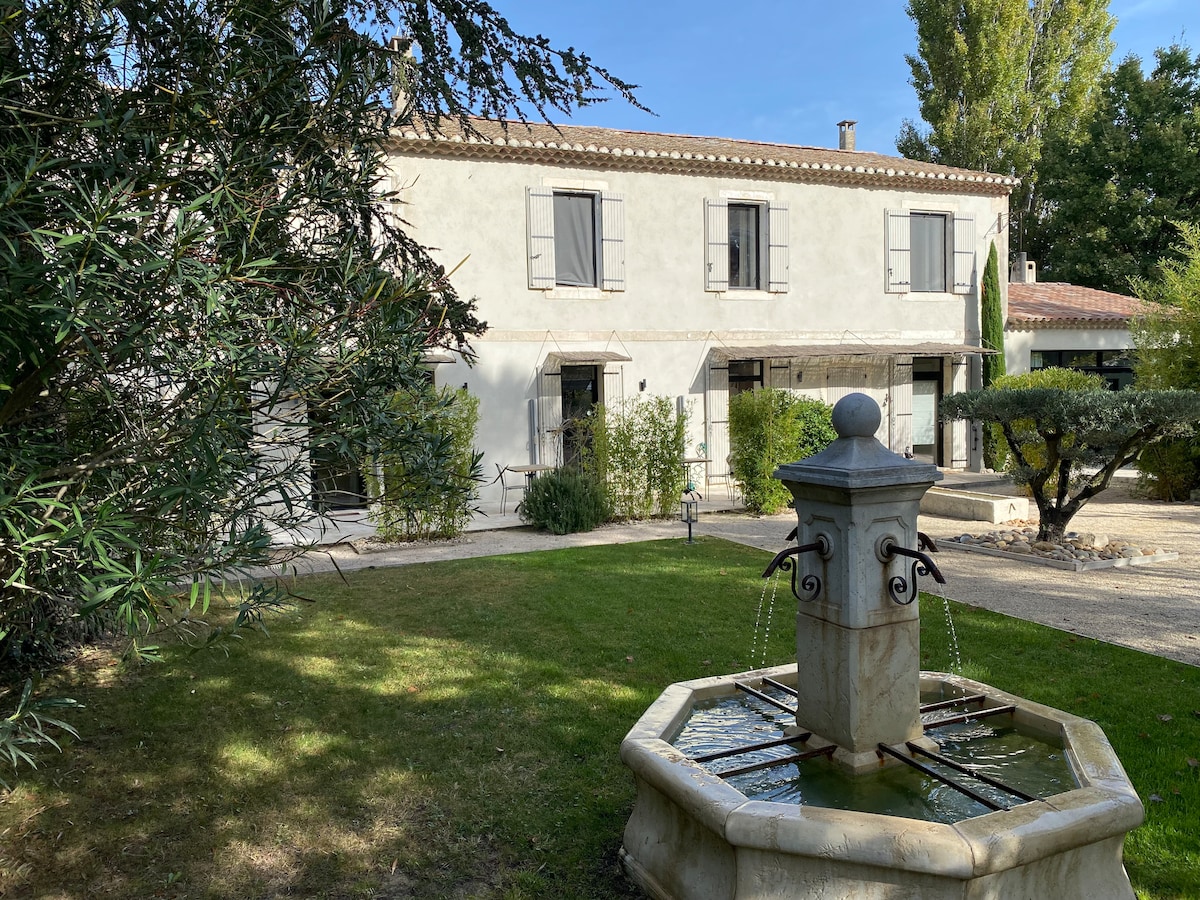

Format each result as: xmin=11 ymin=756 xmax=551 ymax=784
xmin=728 ymin=204 xmax=760 ymax=289
xmin=1063 ymin=350 xmax=1099 ymax=369
xmin=910 ymin=213 xmax=946 ymax=292
xmin=553 ymin=193 xmax=597 ymax=286
xmin=728 ymin=359 xmax=762 ymax=396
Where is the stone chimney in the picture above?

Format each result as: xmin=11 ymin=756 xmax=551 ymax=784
xmin=389 ymin=35 xmax=415 ymax=120
xmin=837 ymin=120 xmax=857 ymax=151
xmin=1010 ymin=252 xmax=1037 ymax=284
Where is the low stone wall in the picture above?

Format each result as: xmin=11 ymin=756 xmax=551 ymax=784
xmin=920 ymin=488 xmax=1029 ymax=524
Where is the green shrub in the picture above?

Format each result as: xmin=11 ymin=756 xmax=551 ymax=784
xmin=991 ymin=368 xmax=1108 ymax=392
xmin=728 ymin=390 xmax=836 ymax=514
xmin=373 ymin=387 xmax=482 ymax=541
xmin=519 ymin=470 xmax=609 ymax=534
xmin=584 ymin=396 xmax=687 ymax=520
xmin=1137 ymin=436 xmax=1200 ymax=500
xmin=988 ymin=368 xmax=1108 ymax=493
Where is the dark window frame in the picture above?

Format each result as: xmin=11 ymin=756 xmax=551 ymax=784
xmin=729 ymin=359 xmax=764 ymax=396
xmin=1029 ymin=349 xmax=1136 ymax=390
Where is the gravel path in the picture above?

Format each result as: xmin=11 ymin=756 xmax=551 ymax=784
xmin=269 ymin=480 xmax=1199 ymax=668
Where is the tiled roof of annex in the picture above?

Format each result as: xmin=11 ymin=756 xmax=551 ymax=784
xmin=387 ymin=117 xmax=1017 ymax=196
xmin=1008 ymin=282 xmax=1153 ymax=330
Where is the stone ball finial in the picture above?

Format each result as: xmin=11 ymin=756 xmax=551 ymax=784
xmin=831 ymin=393 xmax=881 ymax=438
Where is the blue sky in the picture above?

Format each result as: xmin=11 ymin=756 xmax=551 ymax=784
xmin=497 ymin=0 xmax=1200 ymax=156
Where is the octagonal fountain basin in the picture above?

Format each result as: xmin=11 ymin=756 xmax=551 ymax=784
xmin=619 ymin=665 xmax=1143 ymax=900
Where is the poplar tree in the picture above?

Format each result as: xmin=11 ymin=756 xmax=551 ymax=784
xmin=898 ymin=0 xmax=1114 ymax=249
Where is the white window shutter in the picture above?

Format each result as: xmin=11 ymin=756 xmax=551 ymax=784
xmin=768 ymin=358 xmax=793 ymax=389
xmin=885 ymin=208 xmax=911 ymax=293
xmin=705 ymin=361 xmax=730 ymax=475
xmin=527 ymin=187 xmax=556 ymax=289
xmin=538 ymin=358 xmax=563 ymax=466
xmin=768 ymin=202 xmax=789 ymax=293
xmin=892 ymin=359 xmax=914 ymax=456
xmin=602 ymin=367 xmax=624 ymax=406
xmin=600 ymin=192 xmax=625 ymax=291
xmin=952 ymin=212 xmax=976 ymax=295
xmin=704 ymin=199 xmax=729 ymax=292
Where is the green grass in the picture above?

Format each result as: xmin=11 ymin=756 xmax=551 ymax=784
xmin=1 ymin=537 xmax=1198 ymax=898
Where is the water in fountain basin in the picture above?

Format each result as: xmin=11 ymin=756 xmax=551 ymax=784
xmin=672 ymin=688 xmax=1075 ymax=825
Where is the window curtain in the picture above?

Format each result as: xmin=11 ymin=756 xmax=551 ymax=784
xmin=553 ymin=193 xmax=596 ymax=287
xmin=728 ymin=204 xmax=759 ymax=289
xmin=909 ymin=213 xmax=946 ymax=292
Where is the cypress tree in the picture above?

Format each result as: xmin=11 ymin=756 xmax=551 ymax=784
xmin=980 ymin=242 xmax=1007 ymax=469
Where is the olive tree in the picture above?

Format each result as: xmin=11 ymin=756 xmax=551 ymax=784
xmin=942 ymin=387 xmax=1200 ymax=542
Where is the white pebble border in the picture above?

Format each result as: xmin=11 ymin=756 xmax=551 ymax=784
xmin=938 ymin=524 xmax=1179 ymax=571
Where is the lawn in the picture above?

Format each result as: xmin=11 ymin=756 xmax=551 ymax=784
xmin=1 ymin=537 xmax=1197 ymax=899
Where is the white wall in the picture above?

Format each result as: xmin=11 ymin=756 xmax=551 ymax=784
xmin=1005 ymin=328 xmax=1136 ymax=376
xmin=391 ymin=152 xmax=1009 ymax=500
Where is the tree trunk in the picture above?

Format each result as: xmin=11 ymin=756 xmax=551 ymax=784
xmin=1036 ymin=514 xmax=1069 ymax=544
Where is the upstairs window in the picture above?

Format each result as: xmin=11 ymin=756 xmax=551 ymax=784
xmin=885 ymin=209 xmax=975 ymax=294
xmin=553 ymin=192 xmax=598 ymax=287
xmin=909 ymin=212 xmax=947 ymax=292
xmin=527 ymin=187 xmax=625 ymax=291
xmin=705 ymin=198 xmax=789 ymax=293
xmin=728 ymin=203 xmax=762 ymax=290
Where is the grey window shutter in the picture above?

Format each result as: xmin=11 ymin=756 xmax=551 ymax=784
xmin=704 ymin=199 xmax=729 ymax=292
xmin=600 ymin=192 xmax=625 ymax=291
xmin=767 ymin=202 xmax=789 ymax=293
xmin=527 ymin=187 xmax=556 ymax=289
xmin=885 ymin=209 xmax=911 ymax=293
xmin=952 ymin=212 xmax=976 ymax=295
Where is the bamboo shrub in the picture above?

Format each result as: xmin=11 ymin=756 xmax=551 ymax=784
xmin=585 ymin=396 xmax=687 ymax=520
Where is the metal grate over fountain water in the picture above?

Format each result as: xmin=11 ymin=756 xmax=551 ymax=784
xmin=619 ymin=393 xmax=1143 ymax=900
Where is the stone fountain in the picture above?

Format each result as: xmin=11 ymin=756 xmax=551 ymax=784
xmin=619 ymin=393 xmax=1143 ymax=900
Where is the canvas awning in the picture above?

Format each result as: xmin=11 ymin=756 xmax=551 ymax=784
xmin=712 ymin=342 xmax=996 ymax=360
xmin=548 ymin=350 xmax=633 ymax=363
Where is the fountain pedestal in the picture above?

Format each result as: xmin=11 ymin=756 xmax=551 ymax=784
xmin=619 ymin=393 xmax=1142 ymax=899
xmin=775 ymin=393 xmax=942 ymax=771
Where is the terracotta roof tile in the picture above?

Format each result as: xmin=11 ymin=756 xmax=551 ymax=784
xmin=388 ymin=117 xmax=1017 ymax=196
xmin=1007 ymin=283 xmax=1152 ymax=330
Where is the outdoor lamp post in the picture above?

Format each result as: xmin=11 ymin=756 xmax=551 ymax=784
xmin=680 ymin=493 xmax=699 ymax=544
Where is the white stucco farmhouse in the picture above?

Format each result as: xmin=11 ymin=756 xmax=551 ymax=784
xmin=378 ymin=118 xmax=1014 ymax=508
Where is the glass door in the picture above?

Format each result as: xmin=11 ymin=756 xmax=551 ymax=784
xmin=911 ymin=357 xmax=943 ymax=465
xmin=560 ymin=365 xmax=599 ymax=469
